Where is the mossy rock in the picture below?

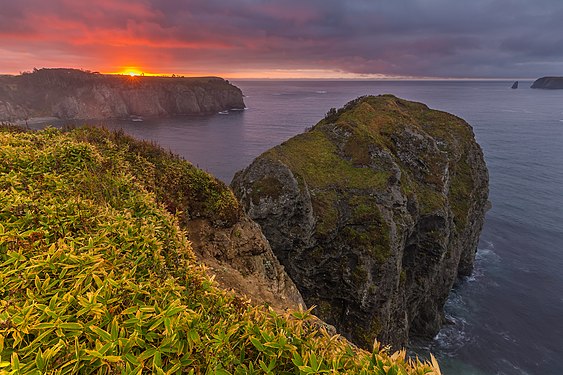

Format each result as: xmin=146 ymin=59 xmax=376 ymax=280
xmin=233 ymin=95 xmax=489 ymax=349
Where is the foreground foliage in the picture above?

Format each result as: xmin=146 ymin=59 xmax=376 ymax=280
xmin=0 ymin=126 xmax=440 ymax=374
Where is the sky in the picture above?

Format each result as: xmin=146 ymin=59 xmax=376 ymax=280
xmin=1 ymin=0 xmax=563 ymax=79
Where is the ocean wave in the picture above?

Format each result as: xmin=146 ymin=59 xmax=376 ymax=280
xmin=499 ymin=359 xmax=532 ymax=375
xmin=433 ymin=322 xmax=473 ymax=354
xmin=475 ymin=247 xmax=500 ymax=263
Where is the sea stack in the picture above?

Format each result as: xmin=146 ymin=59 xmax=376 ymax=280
xmin=232 ymin=95 xmax=489 ymax=349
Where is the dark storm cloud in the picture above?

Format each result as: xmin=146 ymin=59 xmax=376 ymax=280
xmin=1 ymin=0 xmax=562 ymax=77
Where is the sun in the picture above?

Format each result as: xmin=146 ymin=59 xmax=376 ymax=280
xmin=117 ymin=68 xmax=144 ymax=77
xmin=109 ymin=67 xmax=169 ymax=77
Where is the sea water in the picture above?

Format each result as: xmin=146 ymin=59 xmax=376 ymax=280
xmin=32 ymin=80 xmax=563 ymax=375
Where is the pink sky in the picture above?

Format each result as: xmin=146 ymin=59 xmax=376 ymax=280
xmin=1 ymin=0 xmax=562 ymax=79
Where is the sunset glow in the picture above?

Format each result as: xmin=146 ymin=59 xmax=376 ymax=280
xmin=114 ymin=68 xmax=143 ymax=77
xmin=1 ymin=0 xmax=563 ymax=78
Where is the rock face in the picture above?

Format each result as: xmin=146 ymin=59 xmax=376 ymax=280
xmin=231 ymin=95 xmax=489 ymax=349
xmin=186 ymin=217 xmax=305 ymax=310
xmin=530 ymin=77 xmax=563 ymax=89
xmin=0 ymin=68 xmax=245 ymax=121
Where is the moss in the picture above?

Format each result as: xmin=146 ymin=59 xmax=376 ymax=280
xmin=352 ymin=265 xmax=369 ymax=285
xmin=343 ymin=129 xmax=373 ymax=166
xmin=312 ymin=299 xmax=335 ymax=322
xmin=341 ymin=224 xmax=390 ymax=263
xmin=311 ymin=190 xmax=339 ymax=236
xmin=349 ymin=195 xmax=381 ymax=223
xmin=449 ymin=158 xmax=474 ymax=228
xmin=347 ymin=196 xmax=391 ymax=262
xmin=418 ymin=186 xmax=446 ymax=215
xmin=400 ymin=270 xmax=407 ymax=285
xmin=250 ymin=176 xmax=283 ymax=204
xmin=353 ymin=316 xmax=383 ymax=349
xmin=265 ymin=128 xmax=389 ymax=191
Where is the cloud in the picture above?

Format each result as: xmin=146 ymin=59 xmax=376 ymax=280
xmin=1 ymin=0 xmax=563 ymax=77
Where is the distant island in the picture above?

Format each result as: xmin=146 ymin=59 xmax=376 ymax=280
xmin=530 ymin=76 xmax=563 ymax=89
xmin=0 ymin=68 xmax=245 ymax=122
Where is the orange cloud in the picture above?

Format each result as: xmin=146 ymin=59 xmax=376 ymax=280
xmin=1 ymin=0 xmax=561 ymax=78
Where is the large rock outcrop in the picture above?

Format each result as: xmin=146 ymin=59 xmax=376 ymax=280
xmin=530 ymin=76 xmax=563 ymax=89
xmin=0 ymin=68 xmax=245 ymax=121
xmin=231 ymin=95 xmax=489 ymax=349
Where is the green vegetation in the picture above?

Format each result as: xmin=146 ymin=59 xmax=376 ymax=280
xmin=280 ymin=95 xmax=476 ymax=230
xmin=266 ymin=129 xmax=389 ymax=191
xmin=0 ymin=126 xmax=440 ymax=374
xmin=70 ymin=127 xmax=241 ymax=228
xmin=250 ymin=177 xmax=284 ymax=205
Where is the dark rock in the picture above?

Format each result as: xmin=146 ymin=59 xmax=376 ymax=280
xmin=0 ymin=68 xmax=245 ymax=121
xmin=231 ymin=95 xmax=489 ymax=349
xmin=530 ymin=77 xmax=563 ymax=89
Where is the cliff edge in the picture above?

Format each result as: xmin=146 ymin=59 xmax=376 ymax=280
xmin=0 ymin=124 xmax=439 ymax=373
xmin=71 ymin=127 xmax=303 ymax=311
xmin=0 ymin=68 xmax=245 ymax=121
xmin=232 ymin=95 xmax=489 ymax=349
xmin=530 ymin=76 xmax=563 ymax=89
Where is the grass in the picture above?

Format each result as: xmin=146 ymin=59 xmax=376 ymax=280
xmin=0 ymin=126 xmax=440 ymax=374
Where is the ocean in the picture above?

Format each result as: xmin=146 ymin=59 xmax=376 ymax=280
xmin=32 ymin=80 xmax=563 ymax=375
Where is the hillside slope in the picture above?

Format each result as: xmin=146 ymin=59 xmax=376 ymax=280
xmin=71 ymin=127 xmax=303 ymax=311
xmin=0 ymin=125 xmax=439 ymax=373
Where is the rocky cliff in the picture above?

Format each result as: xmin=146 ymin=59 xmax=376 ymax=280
xmin=530 ymin=76 xmax=563 ymax=89
xmin=232 ymin=95 xmax=489 ymax=349
xmin=73 ymin=127 xmax=303 ymax=311
xmin=0 ymin=68 xmax=245 ymax=121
